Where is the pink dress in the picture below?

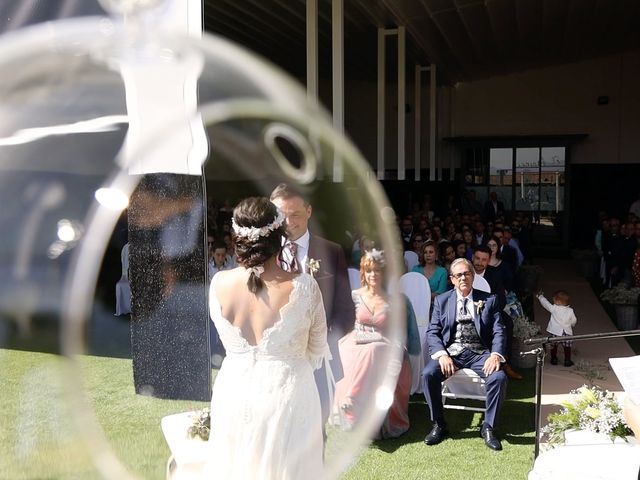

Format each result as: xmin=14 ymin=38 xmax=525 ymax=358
xmin=334 ymin=292 xmax=412 ymax=438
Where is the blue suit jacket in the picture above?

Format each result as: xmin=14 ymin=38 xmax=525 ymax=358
xmin=427 ymin=288 xmax=506 ymax=358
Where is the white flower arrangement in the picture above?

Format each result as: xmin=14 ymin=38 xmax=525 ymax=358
xmin=512 ymin=315 xmax=541 ymax=340
xmin=306 ymin=258 xmax=321 ymax=276
xmin=187 ymin=407 xmax=211 ymax=441
xmin=542 ymin=385 xmax=633 ymax=446
xmin=474 ymin=300 xmax=486 ymax=315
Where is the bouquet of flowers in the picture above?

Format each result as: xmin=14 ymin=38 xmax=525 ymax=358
xmin=187 ymin=407 xmax=211 ymax=441
xmin=542 ymin=385 xmax=633 ymax=446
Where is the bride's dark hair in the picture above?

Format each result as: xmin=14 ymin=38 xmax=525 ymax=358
xmin=233 ymin=197 xmax=286 ymax=293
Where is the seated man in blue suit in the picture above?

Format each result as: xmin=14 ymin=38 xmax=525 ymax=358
xmin=422 ymin=258 xmax=508 ymax=450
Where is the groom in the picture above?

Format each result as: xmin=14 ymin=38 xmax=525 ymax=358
xmin=422 ymin=258 xmax=508 ymax=450
xmin=270 ymin=183 xmax=355 ymax=420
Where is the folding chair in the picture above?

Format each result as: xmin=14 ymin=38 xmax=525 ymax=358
xmin=441 ymin=368 xmax=487 ymax=413
xmin=399 ymin=272 xmax=431 ymax=394
xmin=347 ymin=267 xmax=361 ymax=290
xmin=403 ymin=250 xmax=420 ymax=271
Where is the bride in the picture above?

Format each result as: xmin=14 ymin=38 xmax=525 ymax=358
xmin=203 ymin=197 xmax=330 ymax=480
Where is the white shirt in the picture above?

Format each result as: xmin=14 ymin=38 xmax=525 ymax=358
xmin=537 ymin=294 xmax=577 ymax=336
xmin=281 ymin=230 xmax=310 ymax=273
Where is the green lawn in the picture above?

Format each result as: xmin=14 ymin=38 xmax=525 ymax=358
xmin=1 ymin=349 xmax=536 ymax=479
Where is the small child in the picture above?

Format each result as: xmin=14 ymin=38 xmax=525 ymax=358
xmin=536 ymin=290 xmax=577 ymax=366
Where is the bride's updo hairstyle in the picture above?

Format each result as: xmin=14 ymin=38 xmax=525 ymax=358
xmin=232 ymin=197 xmax=287 ymax=293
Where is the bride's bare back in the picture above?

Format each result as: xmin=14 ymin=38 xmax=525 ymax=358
xmin=213 ymin=267 xmax=297 ymax=346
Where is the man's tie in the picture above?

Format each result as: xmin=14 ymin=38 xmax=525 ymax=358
xmin=287 ymin=241 xmax=299 ymax=273
xmin=459 ymin=298 xmax=468 ymax=316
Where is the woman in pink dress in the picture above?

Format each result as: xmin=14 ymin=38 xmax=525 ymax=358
xmin=334 ymin=249 xmax=420 ymax=438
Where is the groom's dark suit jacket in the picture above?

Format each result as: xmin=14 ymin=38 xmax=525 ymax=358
xmin=308 ymin=234 xmax=355 ymax=336
xmin=427 ymin=288 xmax=506 ymax=358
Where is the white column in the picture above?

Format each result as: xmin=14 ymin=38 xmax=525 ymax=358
xmin=332 ymin=0 xmax=344 ymax=182
xmin=306 ymin=0 xmax=318 ymax=101
xmin=377 ymin=28 xmax=385 ymax=180
xmin=397 ymin=26 xmax=406 ymax=180
xmin=414 ymin=65 xmax=421 ymax=181
xmin=429 ymin=64 xmax=437 ymax=181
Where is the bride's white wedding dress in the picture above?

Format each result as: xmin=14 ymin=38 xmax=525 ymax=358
xmin=204 ymin=273 xmax=329 ymax=480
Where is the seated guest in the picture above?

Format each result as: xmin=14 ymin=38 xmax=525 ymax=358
xmin=412 ymin=240 xmax=449 ymax=299
xmin=422 ymin=258 xmax=508 ymax=450
xmin=453 ymin=239 xmax=467 ymax=259
xmin=440 ymin=241 xmax=456 ymax=273
xmin=462 ymin=229 xmax=476 ymax=260
xmin=493 ymin=227 xmax=518 ymax=275
xmin=486 ymin=235 xmax=515 ymax=292
xmin=350 ymin=234 xmax=375 ymax=267
xmin=400 ymin=217 xmax=414 ymax=251
xmin=208 ymin=239 xmax=235 ymax=281
xmin=410 ymin=233 xmax=425 ymax=256
xmin=335 ymin=250 xmax=420 ymax=438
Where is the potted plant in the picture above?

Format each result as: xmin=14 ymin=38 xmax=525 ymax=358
xmin=600 ymin=284 xmax=640 ymax=330
xmin=511 ymin=315 xmax=540 ymax=368
xmin=541 ymin=385 xmax=634 ymax=447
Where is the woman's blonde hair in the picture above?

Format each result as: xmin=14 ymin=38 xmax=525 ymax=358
xmin=359 ymin=249 xmax=386 ymax=286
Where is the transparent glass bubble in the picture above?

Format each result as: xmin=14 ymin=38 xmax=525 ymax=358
xmin=0 ymin=11 xmax=405 ymax=480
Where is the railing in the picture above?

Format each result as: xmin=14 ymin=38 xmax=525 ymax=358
xmin=522 ymin=329 xmax=640 ymax=458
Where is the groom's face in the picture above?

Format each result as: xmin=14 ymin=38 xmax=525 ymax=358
xmin=272 ymin=195 xmax=312 ymax=242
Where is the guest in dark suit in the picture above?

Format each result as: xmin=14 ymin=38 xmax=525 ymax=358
xmin=493 ymin=227 xmax=518 ymax=276
xmin=473 ymin=245 xmax=522 ymax=381
xmin=483 ymin=191 xmax=504 ymax=223
xmin=270 ymin=183 xmax=355 ymax=424
xmin=422 ymin=258 xmax=508 ymax=451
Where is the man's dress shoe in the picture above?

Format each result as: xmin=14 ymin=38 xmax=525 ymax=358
xmin=480 ymin=425 xmax=502 ymax=451
xmin=503 ymin=363 xmax=523 ymax=380
xmin=424 ymin=423 xmax=448 ymax=445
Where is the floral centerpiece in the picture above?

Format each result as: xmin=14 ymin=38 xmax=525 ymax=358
xmin=542 ymin=385 xmax=633 ymax=446
xmin=187 ymin=407 xmax=211 ymax=441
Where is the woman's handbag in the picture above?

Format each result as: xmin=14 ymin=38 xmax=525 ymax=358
xmin=354 ymin=324 xmax=383 ymax=344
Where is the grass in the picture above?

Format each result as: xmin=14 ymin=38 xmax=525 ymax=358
xmin=1 ymin=349 xmax=536 ymax=479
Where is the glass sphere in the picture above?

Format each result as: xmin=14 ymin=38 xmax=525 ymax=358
xmin=0 ymin=12 xmax=404 ymax=480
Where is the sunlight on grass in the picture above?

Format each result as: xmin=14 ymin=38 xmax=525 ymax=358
xmin=2 ymin=349 xmax=536 ymax=479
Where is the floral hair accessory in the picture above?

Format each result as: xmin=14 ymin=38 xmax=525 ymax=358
xmin=232 ymin=208 xmax=285 ymax=241
xmin=364 ymin=248 xmax=385 ymax=264
xmin=250 ymin=265 xmax=265 ymax=278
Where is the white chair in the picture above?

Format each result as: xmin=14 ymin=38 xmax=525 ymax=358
xmin=472 ymin=274 xmax=491 ymax=293
xmin=441 ymin=368 xmax=487 ymax=413
xmin=161 ymin=411 xmax=208 ymax=480
xmin=403 ymin=250 xmax=420 ymax=271
xmin=399 ymin=272 xmax=431 ymax=394
xmin=347 ymin=267 xmax=361 ymax=290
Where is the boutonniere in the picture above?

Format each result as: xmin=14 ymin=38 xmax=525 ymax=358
xmin=306 ymin=258 xmax=321 ymax=276
xmin=474 ymin=300 xmax=486 ymax=315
